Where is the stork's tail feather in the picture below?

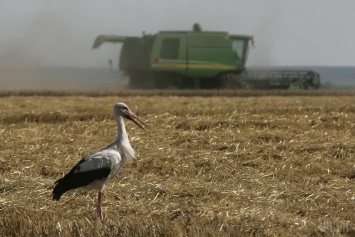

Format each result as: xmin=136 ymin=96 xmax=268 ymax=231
xmin=52 ymin=179 xmax=67 ymax=201
xmin=52 ymin=192 xmax=62 ymax=201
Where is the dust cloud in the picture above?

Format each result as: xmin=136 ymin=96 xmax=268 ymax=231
xmin=0 ymin=50 xmax=126 ymax=91
xmin=0 ymin=67 xmax=127 ymax=91
xmin=0 ymin=9 xmax=126 ymax=91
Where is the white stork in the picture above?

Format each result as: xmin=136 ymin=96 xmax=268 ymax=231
xmin=52 ymin=102 xmax=146 ymax=220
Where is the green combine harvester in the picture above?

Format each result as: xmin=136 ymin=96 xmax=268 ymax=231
xmin=93 ymin=24 xmax=320 ymax=90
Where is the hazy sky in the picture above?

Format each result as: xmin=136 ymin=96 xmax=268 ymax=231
xmin=1 ymin=0 xmax=354 ymax=68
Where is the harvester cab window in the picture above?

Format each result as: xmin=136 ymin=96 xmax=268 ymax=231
xmin=232 ymin=39 xmax=245 ymax=64
xmin=160 ymin=38 xmax=180 ymax=59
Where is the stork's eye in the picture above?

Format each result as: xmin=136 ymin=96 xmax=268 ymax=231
xmin=121 ymin=107 xmax=129 ymax=113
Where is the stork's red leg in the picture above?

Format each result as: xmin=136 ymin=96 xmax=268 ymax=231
xmin=96 ymin=191 xmax=104 ymax=221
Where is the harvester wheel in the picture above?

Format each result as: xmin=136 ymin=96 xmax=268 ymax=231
xmin=153 ymin=73 xmax=183 ymax=89
xmin=129 ymin=72 xmax=155 ymax=89
xmin=129 ymin=73 xmax=141 ymax=88
xmin=219 ymin=74 xmax=242 ymax=89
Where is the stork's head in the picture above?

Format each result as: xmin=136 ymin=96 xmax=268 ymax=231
xmin=113 ymin=103 xmax=146 ymax=130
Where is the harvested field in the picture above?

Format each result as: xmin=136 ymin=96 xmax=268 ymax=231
xmin=0 ymin=93 xmax=354 ymax=236
xmin=1 ymin=89 xmax=355 ymax=98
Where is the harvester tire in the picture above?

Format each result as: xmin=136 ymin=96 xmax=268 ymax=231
xmin=219 ymin=74 xmax=242 ymax=89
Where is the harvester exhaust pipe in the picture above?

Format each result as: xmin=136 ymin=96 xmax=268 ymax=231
xmin=193 ymin=23 xmax=202 ymax=32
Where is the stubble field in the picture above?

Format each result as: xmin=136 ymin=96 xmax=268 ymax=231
xmin=0 ymin=91 xmax=354 ymax=236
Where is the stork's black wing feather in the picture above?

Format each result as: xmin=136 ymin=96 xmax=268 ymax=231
xmin=52 ymin=157 xmax=112 ymax=201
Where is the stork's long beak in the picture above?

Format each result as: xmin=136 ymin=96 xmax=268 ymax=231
xmin=124 ymin=110 xmax=147 ymax=130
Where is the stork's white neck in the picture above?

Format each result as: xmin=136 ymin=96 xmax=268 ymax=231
xmin=115 ymin=116 xmax=129 ymax=143
xmin=113 ymin=116 xmax=136 ymax=163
